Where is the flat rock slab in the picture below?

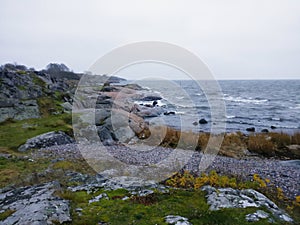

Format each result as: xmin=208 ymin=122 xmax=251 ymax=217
xmin=0 ymin=182 xmax=71 ymax=225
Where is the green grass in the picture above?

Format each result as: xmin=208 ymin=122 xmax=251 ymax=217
xmin=58 ymin=189 xmax=285 ymax=225
xmin=0 ymin=157 xmax=50 ymax=187
xmin=0 ymin=114 xmax=72 ymax=150
xmin=37 ymin=96 xmax=65 ymax=117
xmin=0 ymin=209 xmax=16 ymax=221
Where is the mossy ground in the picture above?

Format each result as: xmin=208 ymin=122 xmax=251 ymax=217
xmin=0 ymin=113 xmax=72 ymax=150
xmin=55 ymin=188 xmax=289 ymax=225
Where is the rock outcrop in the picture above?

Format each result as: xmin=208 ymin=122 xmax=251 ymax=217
xmin=0 ymin=182 xmax=71 ymax=225
xmin=18 ymin=131 xmax=74 ymax=152
xmin=201 ymin=185 xmax=293 ymax=223
xmin=0 ymin=64 xmax=73 ymax=122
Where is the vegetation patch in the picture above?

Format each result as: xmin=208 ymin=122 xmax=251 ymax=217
xmin=0 ymin=114 xmax=72 ymax=150
xmin=148 ymin=125 xmax=300 ymax=159
xmin=0 ymin=157 xmax=50 ymax=187
xmin=0 ymin=209 xmax=16 ymax=221
xmin=55 ymin=188 xmax=291 ymax=225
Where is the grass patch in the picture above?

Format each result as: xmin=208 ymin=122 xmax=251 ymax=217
xmin=37 ymin=97 xmax=62 ymax=117
xmin=0 ymin=113 xmax=72 ymax=150
xmin=0 ymin=209 xmax=16 ymax=221
xmin=146 ymin=126 xmax=300 ymax=159
xmin=0 ymin=157 xmax=50 ymax=188
xmin=31 ymin=74 xmax=46 ymax=87
xmin=59 ymin=188 xmax=287 ymax=225
xmin=248 ymin=134 xmax=276 ymax=156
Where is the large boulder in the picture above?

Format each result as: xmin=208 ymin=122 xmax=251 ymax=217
xmin=131 ymin=104 xmax=165 ymax=118
xmin=18 ymin=131 xmax=74 ymax=152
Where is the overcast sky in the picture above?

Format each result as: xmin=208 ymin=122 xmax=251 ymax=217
xmin=1 ymin=0 xmax=300 ymax=80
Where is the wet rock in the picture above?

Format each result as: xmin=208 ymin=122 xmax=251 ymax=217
xmin=140 ymin=96 xmax=162 ymax=101
xmin=192 ymin=121 xmax=198 ymax=126
xmin=271 ymin=125 xmax=277 ymax=129
xmin=165 ymin=215 xmax=192 ymax=225
xmin=18 ymin=131 xmax=74 ymax=152
xmin=201 ymin=185 xmax=293 ymax=222
xmin=246 ymin=127 xmax=255 ymax=132
xmin=0 ymin=182 xmax=71 ymax=225
xmin=164 ymin=111 xmax=176 ymax=115
xmin=199 ymin=119 xmax=208 ymax=124
xmin=261 ymin=129 xmax=269 ymax=133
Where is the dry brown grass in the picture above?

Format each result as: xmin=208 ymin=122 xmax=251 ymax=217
xmin=145 ymin=125 xmax=299 ymax=159
xmin=247 ymin=134 xmax=276 ymax=156
xmin=291 ymin=132 xmax=300 ymax=145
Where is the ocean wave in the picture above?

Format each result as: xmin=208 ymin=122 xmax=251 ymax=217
xmin=271 ymin=117 xmax=282 ymax=121
xmin=226 ymin=115 xmax=236 ymax=119
xmin=223 ymin=96 xmax=268 ymax=104
xmin=134 ymin=100 xmax=165 ymax=107
xmin=289 ymin=104 xmax=300 ymax=109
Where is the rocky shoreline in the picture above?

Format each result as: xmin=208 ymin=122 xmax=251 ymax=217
xmin=32 ymin=143 xmax=300 ymax=199
xmin=1 ymin=143 xmax=297 ymax=224
xmin=1 ymin=65 xmax=300 ymax=224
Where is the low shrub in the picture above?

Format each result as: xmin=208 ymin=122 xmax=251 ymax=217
xmin=247 ymin=134 xmax=276 ymax=156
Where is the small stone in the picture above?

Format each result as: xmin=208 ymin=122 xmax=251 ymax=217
xmin=165 ymin=215 xmax=192 ymax=225
xmin=89 ymin=193 xmax=109 ymax=204
xmin=246 ymin=127 xmax=255 ymax=132
xmin=199 ymin=119 xmax=208 ymax=124
xmin=137 ymin=189 xmax=154 ymax=197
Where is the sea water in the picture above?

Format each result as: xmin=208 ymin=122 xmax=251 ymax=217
xmin=132 ymin=80 xmax=300 ymax=134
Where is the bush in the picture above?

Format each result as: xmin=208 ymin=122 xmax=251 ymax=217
xmin=269 ymin=132 xmax=291 ymax=148
xmin=248 ymin=134 xmax=276 ymax=156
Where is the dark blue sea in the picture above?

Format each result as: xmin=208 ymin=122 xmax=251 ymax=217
xmin=132 ymin=80 xmax=300 ymax=134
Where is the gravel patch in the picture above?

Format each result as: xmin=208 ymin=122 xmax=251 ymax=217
xmin=33 ymin=143 xmax=300 ymax=199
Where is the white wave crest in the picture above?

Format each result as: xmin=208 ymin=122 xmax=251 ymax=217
xmin=223 ymin=96 xmax=268 ymax=104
